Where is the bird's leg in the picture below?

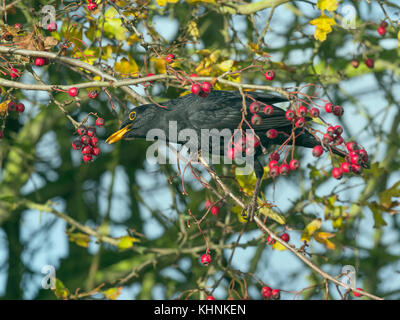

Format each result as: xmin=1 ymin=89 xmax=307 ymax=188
xmin=245 ymin=177 xmax=262 ymax=221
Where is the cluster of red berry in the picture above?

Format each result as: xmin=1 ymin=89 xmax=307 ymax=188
xmin=266 ymin=232 xmax=290 ymax=245
xmin=205 ymin=200 xmax=220 ymax=216
xmin=71 ymin=118 xmax=104 ymax=162
xmin=7 ymin=101 xmax=25 ymax=114
xmin=227 ymin=132 xmax=260 ymax=160
xmin=34 ymin=57 xmax=50 ymax=67
xmin=87 ymin=0 xmax=98 ymax=11
xmin=191 ymin=81 xmax=212 ymax=98
xmin=261 ymin=286 xmax=281 ymax=300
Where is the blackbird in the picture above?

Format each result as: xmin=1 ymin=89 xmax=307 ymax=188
xmin=106 ymin=90 xmax=345 ymax=218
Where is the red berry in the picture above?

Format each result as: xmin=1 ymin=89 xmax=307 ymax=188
xmin=201 ymin=82 xmax=212 ymax=93
xmin=350 ymin=153 xmax=361 ymax=165
xmin=251 ymin=114 xmax=262 ymax=126
xmin=333 ymin=105 xmax=344 ymax=116
xmin=68 ymin=87 xmax=78 ymax=97
xmin=34 ymin=57 xmax=47 ymax=67
xmin=201 ymin=253 xmax=211 ymax=266
xmin=334 ymin=125 xmax=343 ymax=136
xmin=206 ymin=296 xmax=215 ymax=300
xmin=89 ymin=136 xmax=99 ymax=147
xmin=263 ymin=105 xmax=274 ymax=115
xmin=310 ymin=107 xmax=320 ymax=118
xmin=340 ymin=162 xmax=352 ymax=173
xmin=312 ymin=145 xmax=323 ymax=157
xmin=270 ymin=152 xmax=280 ymax=161
xmin=10 ymin=68 xmax=20 ymax=78
xmin=72 ymin=139 xmax=83 ymax=150
xmin=346 ymin=142 xmax=358 ymax=152
xmin=261 ymin=286 xmax=272 ymax=299
xmin=325 ymin=103 xmax=333 ymax=113
xmin=16 ymin=103 xmax=25 ymax=113
xmin=377 ymin=25 xmax=386 ymax=36
xmin=322 ymin=134 xmax=333 ymax=144
xmin=145 ymin=73 xmax=155 ymax=84
xmin=353 ymin=288 xmax=363 ymax=298
xmin=191 ymin=83 xmax=201 ymax=95
xmin=327 ymin=126 xmax=336 ymax=137
xmin=289 ymin=159 xmax=300 ymax=171
xmin=77 ymin=125 xmax=87 ymax=136
xmin=352 ymin=164 xmax=362 ymax=174
xmin=87 ymin=126 xmax=96 ymax=137
xmin=249 ymin=101 xmax=261 ymax=113
xmin=365 ymin=58 xmax=374 ymax=69
xmin=266 ymin=235 xmax=275 ymax=245
xmin=295 ymin=117 xmax=305 ymax=128
xmin=14 ymin=23 xmax=22 ymax=30
xmin=264 ymin=70 xmax=275 ymax=81
xmin=205 ymin=200 xmax=213 ymax=210
xmin=297 ymin=105 xmax=308 ymax=117
xmin=351 ymin=59 xmax=360 ymax=68
xmin=358 ymin=149 xmax=368 ymax=163
xmin=189 ymin=73 xmax=198 ymax=77
xmin=334 ymin=136 xmax=344 ymax=145
xmin=165 ymin=53 xmax=175 ymax=63
xmin=96 ymin=118 xmax=105 ymax=127
xmin=8 ymin=102 xmax=16 ymax=112
xmin=87 ymin=2 xmax=98 ymax=11
xmin=271 ymin=289 xmax=280 ymax=300
xmin=279 ymin=163 xmax=290 ymax=176
xmin=82 ymin=154 xmax=92 ymax=162
xmin=280 ymin=232 xmax=290 ymax=242
xmin=268 ymin=160 xmax=279 ymax=169
xmin=269 ymin=166 xmax=280 ymax=178
xmin=47 ymin=22 xmax=57 ymax=32
xmin=285 ymin=110 xmax=295 ymax=121
xmin=92 ymin=147 xmax=100 ymax=156
xmin=227 ymin=147 xmax=236 ymax=160
xmin=88 ymin=90 xmax=99 ymax=99
xmin=332 ymin=167 xmax=343 ymax=179
xmin=266 ymin=129 xmax=278 ymax=139
xmin=82 ymin=145 xmax=92 ymax=155
xmin=81 ymin=135 xmax=90 ymax=145
xmin=211 ymin=205 xmax=220 ymax=216
xmin=246 ymin=134 xmax=260 ymax=148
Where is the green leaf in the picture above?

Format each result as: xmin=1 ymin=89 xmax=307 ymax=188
xmin=259 ymin=206 xmax=286 ymax=225
xmin=53 ymin=279 xmax=69 ymax=299
xmin=67 ymin=232 xmax=90 ymax=248
xmin=118 ymin=235 xmax=140 ymax=250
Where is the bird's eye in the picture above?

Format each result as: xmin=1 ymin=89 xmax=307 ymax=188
xmin=129 ymin=111 xmax=136 ymax=121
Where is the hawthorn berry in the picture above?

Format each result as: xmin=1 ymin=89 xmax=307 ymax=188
xmin=322 ymin=134 xmax=333 ymax=144
xmin=271 ymin=289 xmax=280 ymax=300
xmin=359 ymin=149 xmax=368 ymax=163
xmin=279 ymin=163 xmax=290 ymax=175
xmin=377 ymin=25 xmax=386 ymax=36
xmin=47 ymin=22 xmax=57 ymax=32
xmin=201 ymin=82 xmax=212 ymax=94
xmin=263 ymin=105 xmax=274 ymax=115
xmin=8 ymin=102 xmax=16 ymax=112
xmin=264 ymin=70 xmax=275 ymax=81
xmin=82 ymin=145 xmax=92 ymax=155
xmin=87 ymin=1 xmax=98 ymax=11
xmin=353 ymin=288 xmax=363 ymax=298
xmin=365 ymin=58 xmax=374 ymax=69
xmin=280 ymin=233 xmax=290 ymax=242
xmin=81 ymin=135 xmax=91 ymax=145
xmin=334 ymin=125 xmax=343 ymax=135
xmin=312 ymin=145 xmax=323 ymax=157
xmin=77 ymin=125 xmax=87 ymax=136
xmin=268 ymin=160 xmax=279 ymax=169
xmin=349 ymin=152 xmax=361 ymax=165
xmin=295 ymin=117 xmax=305 ymax=128
xmin=333 ymin=105 xmax=344 ymax=116
xmin=10 ymin=68 xmax=20 ymax=78
xmin=261 ymin=286 xmax=272 ymax=299
xmin=266 ymin=129 xmax=278 ymax=139
xmin=68 ymin=87 xmax=78 ymax=97
xmin=189 ymin=73 xmax=198 ymax=77
xmin=34 ymin=57 xmax=47 ymax=67
xmin=266 ymin=235 xmax=275 ymax=245
xmin=332 ymin=167 xmax=343 ymax=179
xmin=90 ymin=136 xmax=99 ymax=147
xmin=191 ymin=83 xmax=201 ymax=95
xmin=88 ymin=90 xmax=99 ymax=99
xmin=206 ymin=296 xmax=215 ymax=300
xmin=340 ymin=162 xmax=351 ymax=173
xmin=346 ymin=142 xmax=358 ymax=152
xmin=325 ymin=103 xmax=333 ymax=113
xmin=165 ymin=53 xmax=175 ymax=63
xmin=205 ymin=200 xmax=213 ymax=210
xmin=351 ymin=59 xmax=360 ymax=68
xmin=227 ymin=147 xmax=236 ymax=160
xmin=249 ymin=101 xmax=261 ymax=113
xmin=87 ymin=126 xmax=96 ymax=137
xmin=82 ymin=154 xmax=92 ymax=162
xmin=251 ymin=114 xmax=262 ymax=126
xmin=289 ymin=159 xmax=300 ymax=171
xmin=96 ymin=118 xmax=105 ymax=127
xmin=327 ymin=126 xmax=336 ymax=137
xmin=211 ymin=205 xmax=220 ymax=216
xmin=72 ymin=139 xmax=83 ymax=150
xmin=310 ymin=107 xmax=320 ymax=118
xmin=16 ymin=103 xmax=25 ymax=113
xmin=297 ymin=105 xmax=308 ymax=117
xmin=269 ymin=166 xmax=280 ymax=178
xmin=92 ymin=147 xmax=100 ymax=156
xmin=285 ymin=110 xmax=295 ymax=121
xmin=352 ymin=164 xmax=362 ymax=174
xmin=201 ymin=253 xmax=211 ymax=266
xmin=270 ymin=152 xmax=280 ymax=161
xmin=246 ymin=134 xmax=260 ymax=148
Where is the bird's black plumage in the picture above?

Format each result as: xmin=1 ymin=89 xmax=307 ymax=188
xmin=110 ymin=90 xmax=338 ymax=179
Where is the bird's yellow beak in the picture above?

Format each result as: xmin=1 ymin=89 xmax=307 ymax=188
xmin=105 ymin=124 xmax=133 ymax=144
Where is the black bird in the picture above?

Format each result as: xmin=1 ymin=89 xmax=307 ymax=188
xmin=106 ymin=90 xmax=345 ymax=217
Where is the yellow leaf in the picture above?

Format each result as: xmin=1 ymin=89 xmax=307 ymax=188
xmin=317 ymin=0 xmax=339 ymax=12
xmin=301 ymin=219 xmax=322 ymax=242
xmin=114 ymin=56 xmax=139 ymax=78
xmin=0 ymin=99 xmax=10 ymax=114
xmin=157 ymin=0 xmax=179 ymax=6
xmin=188 ymin=21 xmax=199 ymax=41
xmin=217 ymin=59 xmax=234 ymax=73
xmin=151 ymin=57 xmax=167 ymax=74
xmin=127 ymin=33 xmax=140 ymax=45
xmin=102 ymin=287 xmax=122 ymax=300
xmin=53 ymin=279 xmax=69 ymax=299
xmin=309 ymin=14 xmax=336 ymax=42
xmin=118 ymin=235 xmax=140 ymax=249
xmin=259 ymin=206 xmax=286 ymax=225
xmin=314 ymin=232 xmax=336 ymax=250
xmin=232 ymin=206 xmax=248 ymax=223
xmin=272 ymin=241 xmax=288 ymax=251
xmin=186 ymin=0 xmax=216 ymax=4
xmin=236 ymin=168 xmax=257 ymax=196
xmin=67 ymin=232 xmax=90 ymax=248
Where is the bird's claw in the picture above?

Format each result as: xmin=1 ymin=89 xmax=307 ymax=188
xmin=244 ymin=198 xmax=258 ymax=222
